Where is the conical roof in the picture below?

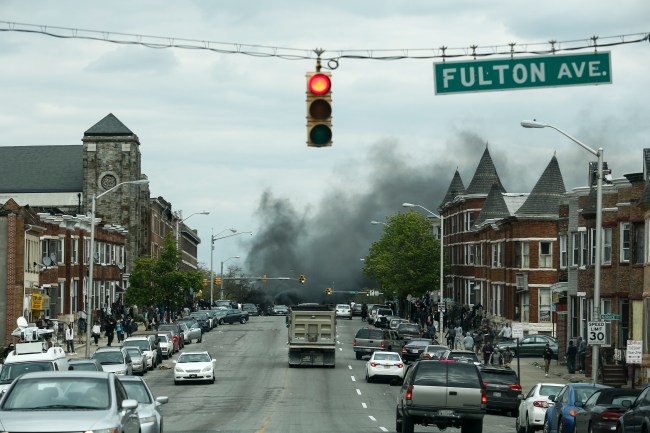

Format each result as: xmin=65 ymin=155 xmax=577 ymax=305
xmin=473 ymin=183 xmax=511 ymax=227
xmin=439 ymin=170 xmax=465 ymax=209
xmin=466 ymin=146 xmax=506 ymax=195
xmin=516 ymin=155 xmax=566 ymax=217
xmin=84 ymin=113 xmax=133 ymax=136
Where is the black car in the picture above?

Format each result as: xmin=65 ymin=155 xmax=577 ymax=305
xmin=189 ymin=312 xmax=211 ymax=332
xmin=576 ymin=388 xmax=640 ymax=433
xmin=478 ymin=365 xmax=522 ymax=416
xmin=351 ymin=304 xmax=363 ymax=316
xmin=400 ymin=338 xmax=433 ymax=362
xmin=218 ymin=308 xmax=248 ymax=325
xmin=242 ymin=303 xmax=260 ymax=316
xmin=396 ymin=323 xmax=422 ymax=342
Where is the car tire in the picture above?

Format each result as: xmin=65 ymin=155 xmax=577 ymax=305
xmin=516 ymin=414 xmax=523 ymax=433
xmin=199 ymin=335 xmax=203 ymax=343
xmin=543 ymin=417 xmax=551 ymax=433
xmin=211 ymin=375 xmax=215 ymax=384
xmin=174 ymin=380 xmax=179 ymax=386
xmin=526 ymin=415 xmax=535 ymax=433
xmin=462 ymin=419 xmax=483 ymax=433
xmin=219 ymin=319 xmax=225 ymax=325
xmin=366 ymin=372 xmax=372 ymax=383
xmin=356 ymin=352 xmax=362 ymax=360
xmin=402 ymin=415 xmax=414 ymax=433
xmin=558 ymin=418 xmax=566 ymax=433
xmin=396 ymin=408 xmax=403 ymax=432
xmin=240 ymin=318 xmax=246 ymax=324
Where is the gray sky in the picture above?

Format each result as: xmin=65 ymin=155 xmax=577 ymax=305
xmin=1 ymin=1 xmax=649 ymax=300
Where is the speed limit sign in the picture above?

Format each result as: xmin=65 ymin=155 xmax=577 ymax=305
xmin=588 ymin=321 xmax=606 ymax=345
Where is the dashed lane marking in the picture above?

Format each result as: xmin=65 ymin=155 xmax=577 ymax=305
xmin=380 ymin=427 xmax=388 ymax=432
xmin=362 ymin=402 xmax=367 ymax=408
xmin=356 ymin=389 xmax=362 ymax=395
xmin=348 ymin=365 xmax=352 ymax=370
xmin=351 ymin=376 xmax=356 ymax=382
xmin=369 ymin=416 xmax=376 ymax=422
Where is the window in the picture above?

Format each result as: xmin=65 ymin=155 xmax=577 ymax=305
xmin=559 ymin=235 xmax=567 ymax=269
xmin=71 ymin=280 xmax=78 ymax=313
xmin=580 ymin=231 xmax=588 ymax=267
xmin=520 ymin=290 xmax=530 ymax=322
xmin=475 ymin=243 xmax=483 ymax=266
xmin=514 ymin=241 xmax=530 ymax=268
xmin=41 ymin=238 xmax=62 ymax=264
xmin=620 ymin=222 xmax=631 ymax=263
xmin=491 ymin=284 xmax=503 ymax=316
xmin=539 ymin=288 xmax=551 ymax=322
xmin=602 ymin=298 xmax=612 ymax=315
xmin=464 ymin=212 xmax=474 ymax=231
xmin=539 ymin=241 xmax=553 ymax=268
xmin=516 ymin=273 xmax=528 ymax=292
xmin=571 ymin=233 xmax=580 ymax=267
xmin=71 ymin=238 xmax=79 ymax=264
xmin=634 ymin=222 xmax=644 ymax=264
xmin=602 ymin=228 xmax=612 ymax=264
xmin=464 ymin=244 xmax=474 ymax=265
xmin=590 ymin=228 xmax=597 ymax=265
xmin=492 ymin=242 xmax=503 ymax=268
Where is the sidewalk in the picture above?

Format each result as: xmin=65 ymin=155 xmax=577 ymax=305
xmin=66 ymin=331 xmax=123 ymax=359
xmin=516 ymin=356 xmax=588 ymax=393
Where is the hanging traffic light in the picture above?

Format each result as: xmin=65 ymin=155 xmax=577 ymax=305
xmin=215 ymin=277 xmax=222 ymax=286
xmin=203 ymin=278 xmax=208 ymax=288
xmin=299 ymin=274 xmax=306 ymax=284
xmin=325 ymin=287 xmax=333 ymax=295
xmin=306 ymin=71 xmax=332 ymax=147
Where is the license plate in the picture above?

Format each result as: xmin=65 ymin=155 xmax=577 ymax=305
xmin=438 ymin=410 xmax=455 ymax=416
xmin=493 ymin=392 xmax=501 ymax=397
xmin=411 ymin=349 xmax=418 ymax=353
xmin=190 ymin=374 xmax=197 ymax=378
xmin=384 ymin=365 xmax=391 ymax=369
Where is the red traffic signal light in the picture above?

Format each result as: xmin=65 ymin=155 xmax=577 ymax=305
xmin=306 ymin=72 xmax=332 ymax=147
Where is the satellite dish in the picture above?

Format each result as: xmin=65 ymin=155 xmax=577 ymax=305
xmin=17 ymin=316 xmax=28 ymax=329
xmin=42 ymin=256 xmax=53 ymax=267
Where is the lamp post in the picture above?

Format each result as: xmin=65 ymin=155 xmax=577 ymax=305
xmin=370 ymin=220 xmax=389 ymax=226
xmin=85 ymin=179 xmax=149 ymax=358
xmin=402 ymin=202 xmax=445 ymax=346
xmin=521 ymin=119 xmax=603 ymax=384
xmin=209 ymin=229 xmax=253 ymax=305
xmin=220 ymin=256 xmax=240 ymax=301
xmin=175 ymin=211 xmax=209 ymax=247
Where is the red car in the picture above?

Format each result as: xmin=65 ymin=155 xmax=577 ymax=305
xmin=158 ymin=324 xmax=184 ymax=349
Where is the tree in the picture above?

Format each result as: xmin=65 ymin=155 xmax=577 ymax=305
xmin=125 ymin=234 xmax=202 ymax=313
xmin=362 ymin=211 xmax=440 ymax=304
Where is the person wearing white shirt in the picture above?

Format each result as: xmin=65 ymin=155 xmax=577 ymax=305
xmin=65 ymin=324 xmax=75 ymax=354
xmin=498 ymin=323 xmax=512 ymax=339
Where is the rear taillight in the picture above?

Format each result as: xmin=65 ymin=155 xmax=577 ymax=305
xmin=483 ymin=382 xmax=489 ymax=387
xmin=370 ymin=362 xmax=379 ymax=367
xmin=533 ymin=400 xmax=549 ymax=408
xmin=396 ymin=363 xmax=404 ymax=368
xmin=509 ymin=384 xmax=522 ymax=391
xmin=381 ymin=341 xmax=385 ymax=349
xmin=353 ymin=339 xmax=357 ymax=347
xmin=402 ymin=348 xmax=407 ymax=353
xmin=481 ymin=388 xmax=487 ymax=404
xmin=405 ymin=385 xmax=413 ymax=401
xmin=601 ymin=412 xmax=623 ymax=421
xmin=423 ymin=353 xmax=431 ymax=359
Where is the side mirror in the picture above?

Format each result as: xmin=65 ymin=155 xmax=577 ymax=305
xmin=575 ymin=401 xmax=584 ymax=408
xmin=172 ymin=360 xmax=177 ymax=364
xmin=122 ymin=399 xmax=139 ymax=411
xmin=156 ymin=396 xmax=169 ymax=405
xmin=548 ymin=395 xmax=556 ymax=402
xmin=622 ymin=399 xmax=632 ymax=408
xmin=517 ymin=394 xmax=524 ymax=400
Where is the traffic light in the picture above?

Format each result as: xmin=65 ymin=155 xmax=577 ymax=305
xmin=203 ymin=278 xmax=208 ymax=288
xmin=299 ymin=274 xmax=306 ymax=284
xmin=306 ymin=71 xmax=332 ymax=147
xmin=325 ymin=287 xmax=333 ymax=295
xmin=215 ymin=277 xmax=222 ymax=286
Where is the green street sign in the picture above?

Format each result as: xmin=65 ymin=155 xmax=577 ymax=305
xmin=434 ymin=52 xmax=611 ymax=95
xmin=600 ymin=313 xmax=620 ymax=321
xmin=445 ymin=298 xmax=454 ymax=302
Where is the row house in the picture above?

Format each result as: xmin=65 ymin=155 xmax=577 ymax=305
xmin=150 ymin=197 xmax=201 ymax=271
xmin=0 ymin=199 xmax=127 ymax=344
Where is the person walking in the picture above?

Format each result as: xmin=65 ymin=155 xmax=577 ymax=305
xmin=91 ymin=321 xmax=101 ymax=345
xmin=454 ymin=324 xmax=464 ymax=349
xmin=446 ymin=327 xmax=454 ymax=348
xmin=577 ymin=336 xmax=586 ymax=373
xmin=462 ymin=332 xmax=474 ymax=351
xmin=482 ymin=340 xmax=494 ymax=365
xmin=116 ymin=319 xmax=124 ymax=343
xmin=65 ymin=323 xmax=75 ymax=354
xmin=498 ymin=322 xmax=512 ymax=340
xmin=105 ymin=318 xmax=115 ymax=347
xmin=543 ymin=343 xmax=554 ymax=377
xmin=566 ymin=340 xmax=577 ymax=374
xmin=361 ymin=304 xmax=368 ymax=322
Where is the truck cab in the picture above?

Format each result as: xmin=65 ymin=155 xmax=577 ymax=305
xmin=0 ymin=342 xmax=69 ymax=394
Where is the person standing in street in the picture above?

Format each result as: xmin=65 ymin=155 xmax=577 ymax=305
xmin=462 ymin=332 xmax=474 ymax=351
xmin=498 ymin=322 xmax=512 ymax=340
xmin=454 ymin=324 xmax=464 ymax=349
xmin=543 ymin=343 xmax=554 ymax=377
xmin=65 ymin=323 xmax=75 ymax=354
xmin=116 ymin=319 xmax=124 ymax=343
xmin=482 ymin=340 xmax=494 ymax=365
xmin=105 ymin=318 xmax=115 ymax=347
xmin=566 ymin=340 xmax=577 ymax=374
xmin=577 ymin=336 xmax=586 ymax=373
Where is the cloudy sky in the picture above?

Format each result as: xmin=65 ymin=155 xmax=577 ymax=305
xmin=1 ymin=1 xmax=648 ymax=301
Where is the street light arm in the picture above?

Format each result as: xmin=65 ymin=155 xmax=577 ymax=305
xmin=96 ymin=179 xmax=149 ymax=200
xmin=402 ymin=202 xmax=441 ymax=219
xmin=182 ymin=211 xmax=210 ymax=222
xmin=212 ymin=231 xmax=253 ymax=242
xmin=520 ymin=120 xmax=598 ymax=157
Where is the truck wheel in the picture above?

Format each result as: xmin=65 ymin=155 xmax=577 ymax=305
xmin=240 ymin=317 xmax=247 ymax=324
xmin=462 ymin=419 xmax=483 ymax=433
xmin=395 ymin=408 xmax=403 ymax=432
xmin=401 ymin=415 xmax=414 ymax=433
xmin=356 ymin=352 xmax=362 ymax=360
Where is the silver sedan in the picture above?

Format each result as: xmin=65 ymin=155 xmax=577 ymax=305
xmin=119 ymin=376 xmax=168 ymax=433
xmin=0 ymin=371 xmax=140 ymax=433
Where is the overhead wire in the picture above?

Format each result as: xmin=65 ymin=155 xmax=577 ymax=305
xmin=0 ymin=20 xmax=648 ymax=68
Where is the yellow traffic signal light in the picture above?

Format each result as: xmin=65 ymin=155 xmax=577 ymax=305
xmin=306 ymin=71 xmax=332 ymax=147
xmin=325 ymin=287 xmax=333 ymax=295
xmin=203 ymin=278 xmax=208 ymax=288
xmin=215 ymin=277 xmax=222 ymax=285
xmin=299 ymin=274 xmax=306 ymax=284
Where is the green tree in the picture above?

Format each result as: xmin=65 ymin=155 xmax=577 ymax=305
xmin=125 ymin=234 xmax=202 ymax=312
xmin=362 ymin=211 xmax=440 ymax=304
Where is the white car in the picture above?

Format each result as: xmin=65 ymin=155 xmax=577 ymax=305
xmin=119 ymin=376 xmax=168 ymax=433
xmin=365 ymin=351 xmax=405 ymax=383
xmin=335 ymin=304 xmax=352 ymax=320
xmin=516 ymin=382 xmax=564 ymax=433
xmin=173 ymin=351 xmax=215 ymax=385
xmin=157 ymin=334 xmax=174 ymax=359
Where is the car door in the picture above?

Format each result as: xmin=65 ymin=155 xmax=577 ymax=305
xmin=550 ymin=387 xmax=568 ymax=433
xmin=574 ymin=390 xmax=600 ymax=433
xmin=114 ymin=377 xmax=140 ymax=433
xmin=518 ymin=337 xmax=535 ymax=357
xmin=519 ymin=384 xmax=538 ymax=429
xmin=624 ymin=387 xmax=650 ymax=433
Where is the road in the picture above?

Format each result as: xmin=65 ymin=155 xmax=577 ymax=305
xmin=143 ymin=314 xmax=570 ymax=433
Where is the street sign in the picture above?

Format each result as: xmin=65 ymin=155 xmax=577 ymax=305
xmin=587 ymin=321 xmax=607 ymax=345
xmin=445 ymin=297 xmax=454 ymax=302
xmin=600 ymin=313 xmax=620 ymax=321
xmin=626 ymin=340 xmax=643 ymax=364
xmin=512 ymin=323 xmax=524 ymax=339
xmin=438 ymin=302 xmax=446 ymax=313
xmin=434 ymin=52 xmax=612 ymax=95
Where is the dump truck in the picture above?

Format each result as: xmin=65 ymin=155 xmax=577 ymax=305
xmin=287 ymin=304 xmax=336 ymax=368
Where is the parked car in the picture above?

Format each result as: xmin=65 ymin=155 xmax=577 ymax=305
xmin=272 ymin=305 xmax=289 ymax=316
xmin=400 ymin=338 xmax=433 ymax=363
xmin=617 ymin=384 xmax=650 ymax=433
xmin=544 ymin=383 xmax=610 ymax=433
xmin=91 ymin=346 xmax=133 ymax=376
xmin=68 ymin=358 xmax=103 ymax=371
xmin=335 ymin=304 xmax=352 ymax=320
xmin=178 ymin=321 xmax=202 ymax=344
xmin=495 ymin=335 xmax=559 ymax=358
xmin=173 ymin=351 xmax=215 ymax=385
xmin=119 ymin=375 xmax=168 ymax=433
xmin=441 ymin=349 xmax=481 ymax=365
xmin=516 ymin=382 xmax=564 ymax=433
xmin=242 ymin=303 xmax=260 ymax=316
xmin=389 ymin=318 xmax=409 ymax=330
xmin=574 ymin=388 xmax=640 ymax=433
xmin=123 ymin=336 xmax=158 ymax=370
xmin=157 ymin=324 xmax=184 ymax=349
xmin=477 ymin=365 xmax=522 ymax=416
xmin=419 ymin=344 xmax=449 ymax=360
xmin=396 ymin=323 xmax=422 ymax=342
xmin=353 ymin=327 xmax=401 ymax=360
xmin=157 ymin=333 xmax=175 ymax=358
xmin=0 ymin=371 xmax=140 ymax=433
xmin=365 ymin=351 xmax=405 ymax=384
xmin=190 ymin=311 xmax=213 ymax=331
xmin=396 ymin=360 xmax=485 ymax=433
xmin=123 ymin=346 xmax=148 ymax=375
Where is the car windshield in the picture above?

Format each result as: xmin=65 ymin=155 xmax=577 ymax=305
xmin=120 ymin=380 xmax=152 ymax=404
xmin=2 ymin=377 xmax=110 ymax=410
xmin=178 ymin=353 xmax=211 ymax=363
xmin=125 ymin=348 xmax=142 ymax=358
xmin=449 ymin=352 xmax=479 ymax=362
xmin=0 ymin=362 xmax=55 ymax=384
xmin=575 ymin=387 xmax=598 ymax=403
xmin=123 ymin=340 xmax=150 ymax=351
xmin=69 ymin=362 xmax=100 ymax=371
xmin=408 ymin=340 xmax=431 ymax=347
xmin=373 ymin=353 xmax=401 ymax=362
xmin=377 ymin=309 xmax=392 ymax=316
xmin=480 ymin=370 xmax=518 ymax=384
xmin=158 ymin=335 xmax=169 ymax=342
xmin=92 ymin=351 xmax=125 ymax=365
xmin=398 ymin=324 xmax=420 ymax=334
xmin=539 ymin=385 xmax=563 ymax=397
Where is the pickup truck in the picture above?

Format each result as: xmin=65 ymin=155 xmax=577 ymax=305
xmin=396 ymin=360 xmax=486 ymax=433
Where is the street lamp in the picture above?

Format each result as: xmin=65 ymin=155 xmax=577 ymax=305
xmin=209 ymin=229 xmax=253 ymax=305
xmin=402 ymin=202 xmax=445 ymax=346
xmin=220 ymin=256 xmax=240 ymax=301
xmin=521 ymin=119 xmax=603 ymax=384
xmin=370 ymin=220 xmax=389 ymax=226
xmin=175 ymin=211 xmax=209 ymax=247
xmin=85 ymin=178 xmax=149 ymax=358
